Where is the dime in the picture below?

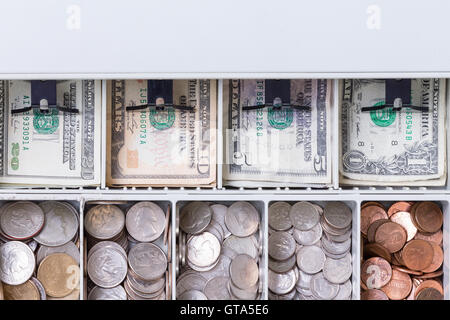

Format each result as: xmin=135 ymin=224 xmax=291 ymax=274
xmin=36 ymin=241 xmax=80 ymax=265
xmin=37 ymin=253 xmax=79 ymax=298
xmin=204 ymin=276 xmax=231 ymax=300
xmin=88 ymin=285 xmax=127 ymax=300
xmin=88 ymin=243 xmax=127 ymax=288
xmin=401 ymin=240 xmax=434 ymax=271
xmin=380 ymin=269 xmax=412 ymax=300
xmin=374 ymin=221 xmax=407 ymax=253
xmin=296 ymin=246 xmax=326 ymax=274
xmin=128 ymin=242 xmax=167 ymax=281
xmin=269 ymin=202 xmax=292 ymax=231
xmin=289 ymin=202 xmax=320 ymax=231
xmin=323 ymin=202 xmax=352 ymax=230
xmin=0 ymin=241 xmax=35 ymax=285
xmin=85 ymin=205 xmax=125 ymax=240
xmin=34 ymin=201 xmax=79 ymax=247
xmin=268 ymin=269 xmax=297 ymax=295
xmin=178 ymin=290 xmax=208 ymax=300
xmin=187 ymin=232 xmax=221 ymax=268
xmin=2 ymin=280 xmax=40 ymax=300
xmin=422 ymin=242 xmax=443 ymax=273
xmin=126 ymin=202 xmax=166 ymax=242
xmin=360 ymin=205 xmax=388 ymax=236
xmin=230 ymin=254 xmax=259 ymax=290
xmin=225 ymin=202 xmax=259 ymax=237
xmin=412 ymin=202 xmax=443 ymax=233
xmin=269 ymin=231 xmax=296 ymax=261
xmin=361 ymin=289 xmax=389 ymax=300
xmin=180 ymin=202 xmax=212 ymax=235
xmin=361 ymin=257 xmax=392 ymax=289
xmin=387 ymin=202 xmax=412 ymax=217
xmin=293 ymin=223 xmax=322 ymax=246
xmin=0 ymin=201 xmax=44 ymax=240
xmin=389 ymin=211 xmax=417 ymax=242
xmin=310 ymin=272 xmax=339 ymax=300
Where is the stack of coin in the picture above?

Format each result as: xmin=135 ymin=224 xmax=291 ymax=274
xmin=86 ymin=202 xmax=169 ymax=300
xmin=0 ymin=201 xmax=81 ymax=300
xmin=176 ymin=201 xmax=262 ymax=300
xmin=360 ymin=201 xmax=444 ymax=300
xmin=268 ymin=201 xmax=353 ymax=300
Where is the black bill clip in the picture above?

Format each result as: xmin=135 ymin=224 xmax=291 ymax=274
xmin=126 ymin=80 xmax=195 ymax=112
xmin=242 ymin=80 xmax=311 ymax=111
xmin=361 ymin=79 xmax=427 ymax=112
xmin=11 ymin=80 xmax=79 ymax=115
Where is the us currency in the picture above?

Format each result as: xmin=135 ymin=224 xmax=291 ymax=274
xmin=223 ymin=79 xmax=331 ymax=187
xmin=0 ymin=80 xmax=101 ymax=186
xmin=107 ymin=80 xmax=216 ymax=187
xmin=340 ymin=79 xmax=446 ymax=186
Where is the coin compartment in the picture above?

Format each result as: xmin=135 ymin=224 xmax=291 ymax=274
xmin=359 ymin=199 xmax=448 ymax=300
xmin=175 ymin=200 xmax=267 ymax=300
xmin=268 ymin=200 xmax=359 ymax=300
xmin=82 ymin=199 xmax=172 ymax=300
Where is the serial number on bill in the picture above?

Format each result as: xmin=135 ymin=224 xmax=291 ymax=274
xmin=179 ymin=304 xmax=269 ymax=318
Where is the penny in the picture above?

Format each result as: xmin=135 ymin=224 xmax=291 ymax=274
xmin=204 ymin=276 xmax=231 ymax=300
xmin=230 ymin=254 xmax=259 ymax=290
xmin=128 ymin=242 xmax=167 ymax=281
xmin=268 ymin=269 xmax=297 ymax=295
xmin=126 ymin=202 xmax=165 ymax=242
xmin=415 ymin=279 xmax=444 ymax=298
xmin=293 ymin=223 xmax=322 ymax=246
xmin=323 ymin=202 xmax=352 ymax=230
xmin=361 ymin=205 xmax=388 ymax=237
xmin=389 ymin=211 xmax=417 ymax=241
xmin=402 ymin=240 xmax=434 ymax=271
xmin=269 ymin=231 xmax=296 ymax=261
xmin=361 ymin=289 xmax=389 ymax=300
xmin=392 ymin=265 xmax=423 ymax=276
xmin=361 ymin=257 xmax=392 ymax=289
xmin=374 ymin=221 xmax=407 ymax=253
xmin=187 ymin=232 xmax=221 ymax=268
xmin=387 ymin=202 xmax=412 ymax=217
xmin=289 ymin=201 xmax=320 ymax=231
xmin=269 ymin=202 xmax=292 ymax=231
xmin=0 ymin=201 xmax=45 ymax=240
xmin=296 ymin=245 xmax=326 ymax=274
xmin=34 ymin=201 xmax=79 ymax=247
xmin=2 ymin=280 xmax=41 ymax=300
xmin=415 ymin=270 xmax=443 ymax=279
xmin=412 ymin=202 xmax=443 ymax=234
xmin=414 ymin=230 xmax=443 ymax=245
xmin=88 ymin=285 xmax=127 ymax=300
xmin=422 ymin=243 xmax=443 ymax=273
xmin=380 ymin=269 xmax=412 ymax=300
xmin=310 ymin=272 xmax=339 ymax=300
xmin=85 ymin=205 xmax=125 ymax=240
xmin=37 ymin=253 xmax=79 ymax=298
xmin=36 ymin=241 xmax=80 ymax=265
xmin=416 ymin=287 xmax=443 ymax=300
xmin=225 ymin=202 xmax=259 ymax=237
xmin=361 ymin=202 xmax=386 ymax=210
xmin=0 ymin=241 xmax=35 ymax=285
xmin=363 ymin=243 xmax=392 ymax=263
xmin=366 ymin=219 xmax=389 ymax=243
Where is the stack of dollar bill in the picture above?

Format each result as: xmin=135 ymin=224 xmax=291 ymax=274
xmin=340 ymin=79 xmax=447 ymax=186
xmin=107 ymin=80 xmax=216 ymax=187
xmin=223 ymin=79 xmax=332 ymax=187
xmin=0 ymin=80 xmax=102 ymax=187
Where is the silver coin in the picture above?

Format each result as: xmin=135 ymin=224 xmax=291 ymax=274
xmin=200 ymin=254 xmax=232 ymax=280
xmin=31 ymin=277 xmax=47 ymax=300
xmin=85 ymin=205 xmax=125 ymax=240
xmin=27 ymin=240 xmax=39 ymax=253
xmin=186 ymin=232 xmax=220 ymax=268
xmin=323 ymin=227 xmax=352 ymax=242
xmin=333 ymin=279 xmax=352 ymax=300
xmin=268 ymin=269 xmax=296 ymax=295
xmin=321 ymin=236 xmax=351 ymax=255
xmin=269 ymin=288 xmax=296 ymax=300
xmin=222 ymin=246 xmax=239 ymax=259
xmin=34 ymin=201 xmax=79 ymax=247
xmin=124 ymin=279 xmax=164 ymax=299
xmin=88 ymin=240 xmax=127 ymax=261
xmin=176 ymin=272 xmax=207 ymax=296
xmin=37 ymin=241 xmax=80 ymax=265
xmin=296 ymin=269 xmax=312 ymax=289
xmin=293 ymin=222 xmax=322 ymax=246
xmin=88 ymin=285 xmax=127 ymax=300
xmin=269 ymin=231 xmax=296 ymax=261
xmin=225 ymin=201 xmax=259 ymax=237
xmin=323 ymin=202 xmax=352 ymax=230
xmin=204 ymin=223 xmax=224 ymax=244
xmin=269 ymin=202 xmax=292 ymax=231
xmin=0 ymin=201 xmax=45 ymax=240
xmin=297 ymin=286 xmax=313 ymax=297
xmin=322 ymin=248 xmax=350 ymax=260
xmin=223 ymin=235 xmax=258 ymax=260
xmin=296 ymin=245 xmax=326 ymax=274
xmin=320 ymin=215 xmax=351 ymax=236
xmin=178 ymin=289 xmax=208 ymax=300
xmin=210 ymin=204 xmax=232 ymax=238
xmin=229 ymin=280 xmax=258 ymax=300
xmin=310 ymin=272 xmax=339 ymax=300
xmin=180 ymin=202 xmax=212 ymax=235
xmin=323 ymin=254 xmax=352 ymax=284
xmin=289 ymin=201 xmax=319 ymax=231
xmin=125 ymin=202 xmax=165 ymax=242
xmin=204 ymin=276 xmax=231 ymax=300
xmin=0 ymin=241 xmax=35 ymax=285
xmin=88 ymin=244 xmax=128 ymax=288
xmin=312 ymin=204 xmax=324 ymax=215
xmin=127 ymin=272 xmax=165 ymax=294
xmin=229 ymin=254 xmax=259 ymax=290
xmin=268 ymin=255 xmax=296 ymax=274
xmin=128 ymin=242 xmax=167 ymax=281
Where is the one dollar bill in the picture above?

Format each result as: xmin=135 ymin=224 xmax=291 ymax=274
xmin=0 ymin=80 xmax=102 ymax=186
xmin=340 ymin=79 xmax=446 ymax=186
xmin=223 ymin=79 xmax=331 ymax=187
xmin=107 ymin=80 xmax=216 ymax=187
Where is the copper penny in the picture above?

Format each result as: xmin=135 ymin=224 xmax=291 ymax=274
xmin=361 ymin=257 xmax=392 ymax=289
xmin=401 ymin=240 xmax=434 ymax=271
xmin=421 ymin=242 xmax=443 ymax=273
xmin=389 ymin=211 xmax=417 ymax=241
xmin=361 ymin=205 xmax=388 ymax=236
xmin=414 ymin=230 xmax=443 ymax=246
xmin=374 ymin=222 xmax=407 ymax=253
xmin=367 ymin=219 xmax=389 ymax=243
xmin=363 ymin=243 xmax=392 ymax=263
xmin=412 ymin=202 xmax=443 ymax=234
xmin=387 ymin=202 xmax=413 ymax=217
xmin=361 ymin=289 xmax=389 ymax=300
xmin=380 ymin=269 xmax=412 ymax=300
xmin=361 ymin=280 xmax=369 ymax=291
xmin=406 ymin=280 xmax=418 ymax=300
xmin=415 ymin=270 xmax=443 ymax=279
xmin=392 ymin=251 xmax=404 ymax=266
xmin=392 ymin=265 xmax=423 ymax=276
xmin=415 ymin=279 xmax=444 ymax=298
xmin=362 ymin=202 xmax=386 ymax=210
xmin=415 ymin=287 xmax=443 ymax=300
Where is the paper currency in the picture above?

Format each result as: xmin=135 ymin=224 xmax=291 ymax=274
xmin=107 ymin=80 xmax=216 ymax=187
xmin=0 ymin=80 xmax=101 ymax=186
xmin=340 ymin=79 xmax=446 ymax=186
xmin=223 ymin=79 xmax=331 ymax=187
